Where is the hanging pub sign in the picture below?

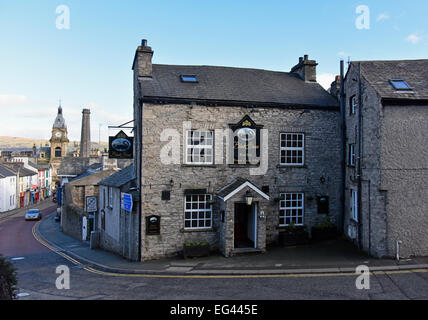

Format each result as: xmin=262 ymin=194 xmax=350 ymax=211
xmin=230 ymin=115 xmax=263 ymax=165
xmin=109 ymin=130 xmax=133 ymax=159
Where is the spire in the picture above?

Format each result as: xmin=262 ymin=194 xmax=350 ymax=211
xmin=53 ymin=102 xmax=67 ymax=129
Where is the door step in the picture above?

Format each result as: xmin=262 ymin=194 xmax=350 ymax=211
xmin=231 ymin=248 xmax=262 ymax=255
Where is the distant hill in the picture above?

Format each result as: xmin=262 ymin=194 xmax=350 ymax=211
xmin=0 ymin=136 xmax=49 ymax=148
xmin=0 ymin=136 xmax=108 ymax=150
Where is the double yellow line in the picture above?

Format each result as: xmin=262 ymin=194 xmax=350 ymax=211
xmin=32 ymin=220 xmax=428 ymax=279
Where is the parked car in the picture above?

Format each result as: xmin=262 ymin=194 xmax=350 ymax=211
xmin=25 ymin=209 xmax=42 ymax=221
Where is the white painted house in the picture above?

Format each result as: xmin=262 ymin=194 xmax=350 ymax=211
xmin=0 ymin=164 xmax=17 ymax=212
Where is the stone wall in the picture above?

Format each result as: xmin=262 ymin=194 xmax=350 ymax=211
xmin=138 ymin=102 xmax=342 ymax=260
xmin=381 ymin=104 xmax=428 ymax=257
xmin=97 ymin=184 xmax=141 ymax=261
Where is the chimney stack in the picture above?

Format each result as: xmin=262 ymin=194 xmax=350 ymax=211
xmin=291 ymin=54 xmax=318 ymax=82
xmin=133 ymin=39 xmax=154 ymax=78
xmin=80 ymin=109 xmax=91 ymax=158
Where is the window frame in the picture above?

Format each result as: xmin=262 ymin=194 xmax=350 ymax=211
xmin=185 ymin=130 xmax=214 ymax=165
xmin=184 ymin=194 xmax=213 ymax=230
xmin=108 ymin=187 xmax=113 ymax=208
xmin=54 ymin=147 xmax=62 ymax=158
xmin=279 ymin=192 xmax=305 ymax=226
xmin=350 ymin=95 xmax=357 ymax=115
xmin=351 ymin=189 xmax=358 ymax=222
xmin=180 ymin=75 xmax=198 ymax=83
xmin=389 ymin=79 xmax=412 ymax=91
xmin=279 ymin=133 xmax=305 ymax=166
xmin=349 ymin=143 xmax=356 ymax=167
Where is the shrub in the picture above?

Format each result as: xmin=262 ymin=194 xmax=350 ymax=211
xmin=0 ymin=255 xmax=18 ymax=300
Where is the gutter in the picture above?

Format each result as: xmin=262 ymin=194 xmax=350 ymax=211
xmin=141 ymin=96 xmax=340 ymax=111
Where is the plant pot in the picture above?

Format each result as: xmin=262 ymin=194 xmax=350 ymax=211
xmin=311 ymin=226 xmax=339 ymax=242
xmin=183 ymin=244 xmax=210 ymax=259
xmin=278 ymin=227 xmax=309 ymax=246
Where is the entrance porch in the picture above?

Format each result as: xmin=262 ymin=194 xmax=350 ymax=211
xmin=216 ymin=178 xmax=270 ymax=257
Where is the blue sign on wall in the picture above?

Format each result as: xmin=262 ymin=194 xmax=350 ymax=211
xmin=121 ymin=193 xmax=133 ymax=212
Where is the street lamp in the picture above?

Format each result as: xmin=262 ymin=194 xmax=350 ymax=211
xmin=245 ymin=190 xmax=253 ymax=206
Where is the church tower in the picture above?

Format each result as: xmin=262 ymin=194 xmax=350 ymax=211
xmin=50 ymin=104 xmax=70 ymax=185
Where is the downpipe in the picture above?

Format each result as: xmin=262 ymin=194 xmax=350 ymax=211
xmin=396 ymin=240 xmax=402 ymax=261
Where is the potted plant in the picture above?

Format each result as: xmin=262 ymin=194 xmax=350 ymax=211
xmin=183 ymin=241 xmax=210 ymax=259
xmin=311 ymin=216 xmax=339 ymax=242
xmin=278 ymin=223 xmax=309 ymax=246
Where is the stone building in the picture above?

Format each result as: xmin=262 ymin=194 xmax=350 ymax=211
xmin=61 ymin=169 xmax=116 ymax=241
xmin=341 ymin=60 xmax=428 ymax=258
xmin=132 ymin=40 xmax=342 ymax=260
xmin=97 ymin=165 xmax=140 ymax=261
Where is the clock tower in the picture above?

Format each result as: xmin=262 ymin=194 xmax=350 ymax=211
xmin=50 ymin=104 xmax=69 ymax=184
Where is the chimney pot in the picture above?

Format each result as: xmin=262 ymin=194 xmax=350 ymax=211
xmin=291 ymin=54 xmax=317 ymax=82
xmin=134 ymin=39 xmax=154 ymax=77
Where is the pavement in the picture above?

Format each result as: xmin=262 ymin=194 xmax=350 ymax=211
xmin=34 ymin=211 xmax=428 ymax=276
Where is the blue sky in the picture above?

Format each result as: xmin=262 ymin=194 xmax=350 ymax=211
xmin=0 ymin=0 xmax=427 ymax=141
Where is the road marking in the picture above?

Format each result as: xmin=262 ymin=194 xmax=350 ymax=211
xmin=16 ymin=293 xmax=30 ymax=298
xmin=32 ymin=219 xmax=428 ymax=279
xmin=11 ymin=257 xmax=25 ymax=261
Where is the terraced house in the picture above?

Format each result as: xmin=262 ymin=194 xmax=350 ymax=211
xmin=341 ymin=59 xmax=428 ymax=258
xmin=132 ymin=40 xmax=342 ymax=260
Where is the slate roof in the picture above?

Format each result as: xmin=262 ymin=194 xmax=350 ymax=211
xmin=57 ymin=157 xmax=93 ymax=177
xmin=140 ymin=65 xmax=338 ymax=108
xmin=28 ymin=161 xmax=50 ymax=171
xmin=353 ymin=60 xmax=428 ymax=100
xmin=99 ymin=164 xmax=135 ymax=188
xmin=1 ymin=163 xmax=37 ymax=177
xmin=0 ymin=164 xmax=16 ymax=178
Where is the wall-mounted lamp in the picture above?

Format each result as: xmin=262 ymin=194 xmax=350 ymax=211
xmin=259 ymin=210 xmax=265 ymax=221
xmin=245 ymin=190 xmax=253 ymax=206
xmin=169 ymin=179 xmax=174 ymax=188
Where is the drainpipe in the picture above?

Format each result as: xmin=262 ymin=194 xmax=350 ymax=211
xmin=339 ymin=60 xmax=346 ymax=233
xmin=396 ymin=240 xmax=402 ymax=261
xmin=137 ymin=89 xmax=143 ymax=262
xmin=357 ymin=63 xmax=363 ymax=250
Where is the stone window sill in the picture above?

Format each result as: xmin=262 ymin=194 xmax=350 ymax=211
xmin=276 ymin=165 xmax=307 ymax=169
xmin=181 ymin=164 xmax=217 ymax=168
xmin=180 ymin=228 xmax=215 ymax=233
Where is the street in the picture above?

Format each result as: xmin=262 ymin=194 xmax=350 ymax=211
xmin=2 ymin=203 xmax=428 ymax=300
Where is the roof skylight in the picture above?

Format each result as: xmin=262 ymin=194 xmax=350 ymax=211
xmin=180 ymin=75 xmax=198 ymax=83
xmin=389 ymin=79 xmax=412 ymax=91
